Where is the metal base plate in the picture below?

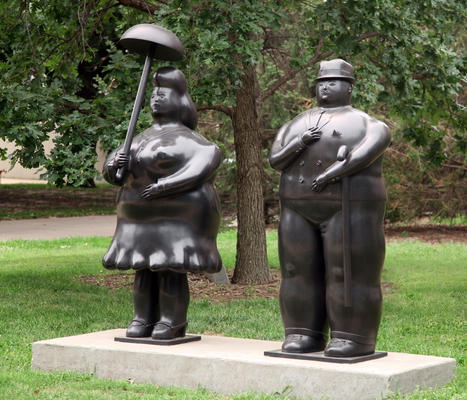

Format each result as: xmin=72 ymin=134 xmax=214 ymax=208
xmin=264 ymin=349 xmax=388 ymax=364
xmin=114 ymin=335 xmax=201 ymax=346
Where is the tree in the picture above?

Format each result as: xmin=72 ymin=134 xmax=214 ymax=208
xmin=1 ymin=0 xmax=466 ymax=283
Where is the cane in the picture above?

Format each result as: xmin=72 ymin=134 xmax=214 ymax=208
xmin=114 ymin=24 xmax=184 ymax=183
xmin=337 ymin=145 xmax=352 ymax=307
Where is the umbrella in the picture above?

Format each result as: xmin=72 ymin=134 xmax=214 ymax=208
xmin=115 ymin=24 xmax=184 ymax=182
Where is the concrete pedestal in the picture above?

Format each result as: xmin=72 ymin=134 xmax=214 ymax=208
xmin=32 ymin=329 xmax=456 ymax=400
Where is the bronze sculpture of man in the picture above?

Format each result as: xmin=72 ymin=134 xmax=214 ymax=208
xmin=269 ymin=59 xmax=391 ymax=357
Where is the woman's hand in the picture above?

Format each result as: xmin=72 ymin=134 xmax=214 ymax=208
xmin=142 ymin=183 xmax=160 ymax=200
xmin=114 ymin=152 xmax=130 ymax=169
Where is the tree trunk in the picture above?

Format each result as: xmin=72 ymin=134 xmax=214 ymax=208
xmin=231 ymin=64 xmax=272 ymax=284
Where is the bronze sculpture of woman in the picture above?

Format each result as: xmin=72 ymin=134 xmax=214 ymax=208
xmin=102 ymin=67 xmax=223 ymax=339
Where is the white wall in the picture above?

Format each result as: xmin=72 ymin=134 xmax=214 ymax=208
xmin=0 ymin=135 xmax=107 ymax=181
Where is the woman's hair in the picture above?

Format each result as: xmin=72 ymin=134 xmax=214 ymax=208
xmin=151 ymin=67 xmax=198 ymax=130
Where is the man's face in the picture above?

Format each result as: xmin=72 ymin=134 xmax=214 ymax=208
xmin=316 ymin=79 xmax=351 ymax=107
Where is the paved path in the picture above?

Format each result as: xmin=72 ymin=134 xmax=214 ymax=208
xmin=0 ymin=215 xmax=116 ymax=241
xmin=0 ymin=178 xmax=117 ymax=241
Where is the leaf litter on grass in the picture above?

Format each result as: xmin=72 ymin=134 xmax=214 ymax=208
xmin=79 ymin=270 xmax=395 ymax=303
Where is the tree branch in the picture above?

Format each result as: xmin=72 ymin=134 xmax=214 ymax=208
xmin=261 ymin=47 xmax=291 ymax=58
xmin=117 ymin=0 xmax=165 ymax=14
xmin=259 ymin=30 xmax=381 ymax=106
xmin=197 ymin=104 xmax=233 ymax=117
xmin=413 ymin=71 xmax=431 ymax=80
xmin=262 ymin=130 xmax=278 ymax=144
xmin=40 ymin=0 xmax=118 ymax=67
xmin=60 ymin=103 xmax=91 ymax=114
xmin=259 ymin=50 xmax=334 ymax=105
xmin=356 ymin=31 xmax=379 ymax=42
xmin=366 ymin=54 xmax=387 ymax=70
xmin=442 ymin=163 xmax=467 ymax=171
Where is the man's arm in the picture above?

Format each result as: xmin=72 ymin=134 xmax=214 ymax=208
xmin=311 ymin=119 xmax=391 ymax=192
xmin=269 ymin=121 xmax=321 ymax=171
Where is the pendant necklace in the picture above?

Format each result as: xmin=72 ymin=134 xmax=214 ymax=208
xmin=305 ymin=106 xmax=348 ymax=133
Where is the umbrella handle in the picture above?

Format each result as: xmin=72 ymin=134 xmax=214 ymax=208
xmin=115 ymin=43 xmax=157 ymax=183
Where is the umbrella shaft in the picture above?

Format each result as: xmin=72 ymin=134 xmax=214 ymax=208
xmin=123 ymin=43 xmax=157 ymax=154
xmin=116 ymin=43 xmax=157 ymax=181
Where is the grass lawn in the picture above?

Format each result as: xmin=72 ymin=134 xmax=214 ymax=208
xmin=0 ymin=233 xmax=466 ymax=399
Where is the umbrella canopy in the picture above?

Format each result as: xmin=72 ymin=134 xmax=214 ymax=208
xmin=120 ymin=24 xmax=184 ymax=61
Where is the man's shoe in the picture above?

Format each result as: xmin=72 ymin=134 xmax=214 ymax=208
xmin=324 ymin=338 xmax=375 ymax=357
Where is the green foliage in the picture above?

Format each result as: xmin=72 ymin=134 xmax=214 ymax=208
xmin=0 ymin=2 xmax=151 ymax=186
xmin=157 ymin=0 xmax=285 ymax=104
xmin=2 ymin=0 xmax=465 ymax=184
xmin=308 ymin=0 xmax=467 ymax=165
xmin=383 ymin=125 xmax=467 ymax=223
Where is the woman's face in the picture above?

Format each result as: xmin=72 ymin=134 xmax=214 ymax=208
xmin=150 ymin=87 xmax=181 ymax=116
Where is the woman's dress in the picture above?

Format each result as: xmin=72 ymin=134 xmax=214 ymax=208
xmin=102 ymin=125 xmax=223 ymax=274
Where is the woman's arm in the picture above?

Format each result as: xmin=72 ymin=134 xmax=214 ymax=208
xmin=102 ymin=146 xmax=128 ymax=187
xmin=142 ymin=134 xmax=222 ymax=199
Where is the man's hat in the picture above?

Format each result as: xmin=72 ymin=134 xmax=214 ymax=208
xmin=315 ymin=59 xmax=356 ymax=84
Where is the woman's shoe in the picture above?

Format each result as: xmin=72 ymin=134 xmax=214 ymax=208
xmin=282 ymin=334 xmax=327 ymax=353
xmin=151 ymin=321 xmax=188 ymax=340
xmin=126 ymin=319 xmax=156 ymax=338
xmin=281 ymin=328 xmax=327 ymax=353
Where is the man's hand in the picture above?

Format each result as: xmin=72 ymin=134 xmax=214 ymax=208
xmin=300 ymin=126 xmax=322 ymax=145
xmin=142 ymin=183 xmax=160 ymax=200
xmin=311 ymin=173 xmax=341 ymax=192
xmin=114 ymin=152 xmax=130 ymax=169
xmin=310 ymin=173 xmax=328 ymax=192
